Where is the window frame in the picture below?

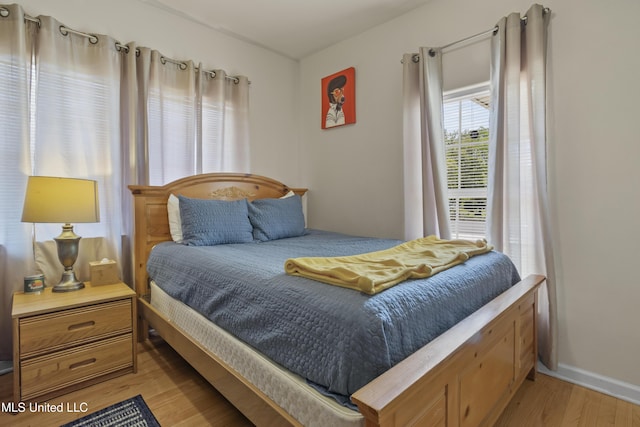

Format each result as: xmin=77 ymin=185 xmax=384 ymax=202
xmin=443 ymin=82 xmax=490 ymax=240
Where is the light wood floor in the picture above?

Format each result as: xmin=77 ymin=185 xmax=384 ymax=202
xmin=1 ymin=337 xmax=638 ymax=426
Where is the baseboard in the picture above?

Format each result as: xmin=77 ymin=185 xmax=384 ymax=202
xmin=538 ymin=362 xmax=640 ymax=405
xmin=0 ymin=360 xmax=12 ymax=376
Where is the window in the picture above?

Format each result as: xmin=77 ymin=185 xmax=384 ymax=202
xmin=146 ymin=72 xmax=249 ymax=185
xmin=443 ymin=85 xmax=490 ymax=240
xmin=147 ymin=84 xmax=197 ymax=185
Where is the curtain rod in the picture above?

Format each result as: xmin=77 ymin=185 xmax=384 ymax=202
xmin=404 ymin=6 xmax=550 ymax=63
xmin=0 ymin=6 xmax=246 ymax=84
xmin=402 ymin=24 xmax=498 ymax=64
xmin=439 ymin=26 xmax=498 ymax=52
xmin=114 ymin=43 xmax=242 ymax=83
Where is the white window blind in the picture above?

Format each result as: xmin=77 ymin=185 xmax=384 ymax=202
xmin=443 ymin=85 xmax=490 ymax=240
xmin=147 ymin=85 xmax=197 ymax=185
xmin=201 ymin=96 xmax=224 ymax=172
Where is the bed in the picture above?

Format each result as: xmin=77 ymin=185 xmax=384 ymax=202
xmin=129 ymin=173 xmax=544 ymax=427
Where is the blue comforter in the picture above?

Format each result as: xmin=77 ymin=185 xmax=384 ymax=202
xmin=147 ymin=229 xmax=520 ymax=405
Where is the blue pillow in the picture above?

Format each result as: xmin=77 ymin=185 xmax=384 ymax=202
xmin=178 ymin=196 xmax=253 ymax=246
xmin=248 ymin=195 xmax=305 ymax=241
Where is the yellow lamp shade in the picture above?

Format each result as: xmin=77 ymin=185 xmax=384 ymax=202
xmin=21 ymin=176 xmax=100 ymax=224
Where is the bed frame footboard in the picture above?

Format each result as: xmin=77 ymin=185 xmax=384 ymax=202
xmin=352 ymin=274 xmax=543 ymax=427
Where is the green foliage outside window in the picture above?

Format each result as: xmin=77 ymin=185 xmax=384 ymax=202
xmin=446 ymin=126 xmax=489 ymax=224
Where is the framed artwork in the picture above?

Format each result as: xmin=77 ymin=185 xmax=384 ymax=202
xmin=321 ymin=67 xmax=356 ymax=129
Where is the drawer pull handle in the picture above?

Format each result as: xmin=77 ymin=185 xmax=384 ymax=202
xmin=68 ymin=320 xmax=96 ymax=331
xmin=69 ymin=358 xmax=96 ymax=370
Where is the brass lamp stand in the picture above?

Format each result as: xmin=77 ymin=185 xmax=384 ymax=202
xmin=53 ymin=223 xmax=84 ymax=291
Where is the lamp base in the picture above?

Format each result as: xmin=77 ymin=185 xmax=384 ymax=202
xmin=53 ymin=270 xmax=85 ymax=292
xmin=52 ymin=224 xmax=85 ymax=293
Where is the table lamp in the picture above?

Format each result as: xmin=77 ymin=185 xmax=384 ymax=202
xmin=21 ymin=176 xmax=100 ymax=292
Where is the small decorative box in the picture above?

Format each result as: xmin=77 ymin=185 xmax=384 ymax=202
xmin=89 ymin=259 xmax=120 ymax=286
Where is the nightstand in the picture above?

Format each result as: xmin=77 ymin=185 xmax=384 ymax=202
xmin=12 ymin=281 xmax=137 ymax=402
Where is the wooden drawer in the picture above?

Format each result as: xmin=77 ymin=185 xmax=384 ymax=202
xmin=20 ymin=334 xmax=133 ymax=401
xmin=19 ymin=299 xmax=132 ymax=358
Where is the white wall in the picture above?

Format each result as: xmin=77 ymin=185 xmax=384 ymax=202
xmin=300 ymin=0 xmax=640 ymax=398
xmin=16 ymin=0 xmax=302 ymax=185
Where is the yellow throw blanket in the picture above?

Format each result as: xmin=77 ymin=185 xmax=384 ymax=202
xmin=284 ymin=236 xmax=493 ymax=295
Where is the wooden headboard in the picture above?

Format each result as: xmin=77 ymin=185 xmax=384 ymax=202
xmin=128 ymin=173 xmax=307 ymax=299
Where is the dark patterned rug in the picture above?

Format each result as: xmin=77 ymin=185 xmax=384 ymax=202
xmin=60 ymin=394 xmax=160 ymax=427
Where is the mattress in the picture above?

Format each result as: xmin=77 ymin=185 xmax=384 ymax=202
xmin=150 ymin=281 xmax=364 ymax=427
xmin=147 ymin=229 xmax=521 ymax=406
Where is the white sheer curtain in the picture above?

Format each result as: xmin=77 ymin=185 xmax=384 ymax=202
xmin=402 ymin=47 xmax=451 ymax=240
xmin=0 ymin=4 xmax=35 ymax=361
xmin=201 ymin=69 xmax=250 ymax=173
xmin=31 ymin=14 xmax=123 ymax=269
xmin=138 ymin=51 xmax=250 ymax=185
xmin=487 ymin=4 xmax=557 ymax=369
xmin=0 ymin=3 xmax=251 ymax=361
